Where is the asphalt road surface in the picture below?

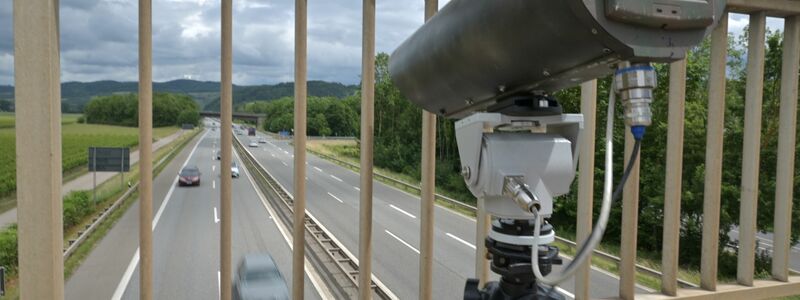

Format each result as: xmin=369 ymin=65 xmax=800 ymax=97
xmin=66 ymin=125 xmax=324 ymax=300
xmin=728 ymin=227 xmax=800 ymax=272
xmin=237 ymin=130 xmax=650 ymax=299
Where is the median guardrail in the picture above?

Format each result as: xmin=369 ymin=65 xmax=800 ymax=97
xmin=234 ymin=135 xmax=397 ymax=300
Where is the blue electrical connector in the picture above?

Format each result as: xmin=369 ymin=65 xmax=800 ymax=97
xmin=631 ymin=125 xmax=646 ymax=141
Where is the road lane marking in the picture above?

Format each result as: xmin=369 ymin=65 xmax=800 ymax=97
xmin=284 ymin=150 xmax=289 ymax=155
xmin=281 ymin=161 xmax=288 ymax=167
xmin=327 ymin=192 xmax=344 ymax=203
xmin=330 ymin=175 xmax=343 ymax=182
xmin=235 ymin=147 xmax=335 ymax=299
xmin=217 ymin=270 xmax=221 ymax=300
xmin=113 ymin=129 xmax=209 ymax=300
xmin=271 ymin=153 xmax=275 ymax=157
xmin=385 ymin=230 xmax=419 ymax=254
xmin=446 ymin=233 xmax=476 ymax=250
xmin=314 ymin=167 xmax=323 ymax=172
xmin=212 ymin=165 xmax=216 ymax=172
xmin=214 ymin=207 xmax=220 ymax=223
xmin=354 ymin=186 xmax=360 ymax=191
xmin=556 ymin=287 xmax=575 ymax=299
xmin=389 ymin=204 xmax=416 ymax=219
xmin=212 ymin=180 xmax=216 ymax=189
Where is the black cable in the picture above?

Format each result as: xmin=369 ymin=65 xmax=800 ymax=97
xmin=612 ymin=139 xmax=642 ymax=202
xmin=554 ymin=138 xmax=642 ymax=274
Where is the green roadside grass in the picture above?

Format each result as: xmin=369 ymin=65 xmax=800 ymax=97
xmin=0 ymin=121 xmax=181 ymax=214
xmin=0 ymin=128 xmax=200 ymax=299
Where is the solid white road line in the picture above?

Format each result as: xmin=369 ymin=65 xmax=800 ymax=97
xmin=385 ymin=230 xmax=420 ymax=254
xmin=556 ymin=287 xmax=575 ymax=299
xmin=112 ymin=129 xmax=209 ymax=300
xmin=217 ymin=270 xmax=221 ymax=300
xmin=330 ymin=175 xmax=343 ymax=182
xmin=446 ymin=233 xmax=476 ymax=250
xmin=214 ymin=207 xmax=220 ymax=223
xmin=389 ymin=204 xmax=416 ymax=219
xmin=327 ymin=192 xmax=344 ymax=204
xmin=314 ymin=167 xmax=323 ymax=172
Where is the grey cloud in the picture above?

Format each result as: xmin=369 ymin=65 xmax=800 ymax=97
xmin=0 ymin=0 xmax=446 ymax=85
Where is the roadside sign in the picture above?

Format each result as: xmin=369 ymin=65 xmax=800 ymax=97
xmin=88 ymin=147 xmax=130 ymax=172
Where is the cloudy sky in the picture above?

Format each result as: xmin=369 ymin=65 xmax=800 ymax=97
xmin=0 ymin=2 xmax=787 ymax=86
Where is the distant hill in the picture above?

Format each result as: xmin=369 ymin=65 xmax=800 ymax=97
xmin=203 ymin=81 xmax=358 ymax=111
xmin=0 ymin=79 xmax=357 ymax=113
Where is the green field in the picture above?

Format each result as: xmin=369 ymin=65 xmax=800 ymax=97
xmin=0 ymin=115 xmax=179 ymax=198
xmin=0 ymin=113 xmax=81 ymax=129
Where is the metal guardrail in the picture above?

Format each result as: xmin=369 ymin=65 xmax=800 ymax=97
xmin=63 ymin=130 xmax=195 ymax=259
xmin=309 ymin=148 xmax=701 ymax=289
xmin=309 ymin=150 xmax=478 ymax=212
xmin=234 ymin=136 xmax=396 ymax=300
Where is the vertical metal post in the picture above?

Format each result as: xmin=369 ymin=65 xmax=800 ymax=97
xmin=738 ymin=11 xmax=766 ymax=287
xmin=619 ymin=129 xmax=640 ymax=300
xmin=661 ymin=59 xmax=687 ymax=296
xmin=121 ymin=150 xmax=125 ymax=191
xmin=419 ymin=1 xmax=438 ymax=299
xmin=14 ymin=0 xmax=64 ymax=298
xmin=292 ymin=0 xmax=308 ymax=298
xmin=358 ymin=0 xmax=376 ymax=297
xmin=93 ymin=148 xmax=97 ymax=204
xmin=138 ymin=0 xmax=154 ymax=298
xmin=475 ymin=198 xmax=490 ymax=288
xmin=772 ymin=15 xmax=800 ymax=282
xmin=220 ymin=0 xmax=233 ymax=299
xmin=700 ymin=12 xmax=727 ymax=291
xmin=575 ymin=79 xmax=597 ymax=300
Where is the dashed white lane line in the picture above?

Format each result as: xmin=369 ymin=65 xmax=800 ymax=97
xmin=354 ymin=186 xmax=360 ymax=191
xmin=212 ymin=165 xmax=216 ymax=172
xmin=281 ymin=161 xmax=288 ymax=167
xmin=212 ymin=180 xmax=216 ymax=189
xmin=385 ymin=230 xmax=419 ymax=254
xmin=446 ymin=233 xmax=476 ymax=250
xmin=314 ymin=167 xmax=323 ymax=172
xmin=214 ymin=207 xmax=220 ymax=223
xmin=330 ymin=175 xmax=343 ymax=182
xmin=327 ymin=192 xmax=344 ymax=203
xmin=389 ymin=204 xmax=416 ymax=219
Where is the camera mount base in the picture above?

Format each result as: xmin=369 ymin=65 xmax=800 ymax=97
xmin=464 ymin=219 xmax=564 ymax=300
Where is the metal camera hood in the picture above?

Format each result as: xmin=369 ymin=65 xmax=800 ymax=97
xmin=389 ymin=0 xmax=726 ymax=119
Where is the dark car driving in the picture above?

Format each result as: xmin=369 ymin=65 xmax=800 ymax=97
xmin=178 ymin=166 xmax=201 ymax=186
xmin=233 ymin=254 xmax=289 ymax=300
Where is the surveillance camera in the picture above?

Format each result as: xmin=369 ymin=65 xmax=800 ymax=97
xmin=389 ymin=0 xmax=726 ymax=119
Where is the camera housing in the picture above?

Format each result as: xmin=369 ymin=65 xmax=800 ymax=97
xmin=389 ymin=0 xmax=726 ymax=119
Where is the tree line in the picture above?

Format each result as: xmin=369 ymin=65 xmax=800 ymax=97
xmin=240 ymin=29 xmax=798 ymax=277
xmin=83 ymin=92 xmax=200 ymax=127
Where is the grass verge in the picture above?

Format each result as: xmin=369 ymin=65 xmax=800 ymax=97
xmin=0 ymin=128 xmax=201 ymax=299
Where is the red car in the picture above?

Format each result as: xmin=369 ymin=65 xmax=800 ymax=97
xmin=178 ymin=166 xmax=201 ymax=186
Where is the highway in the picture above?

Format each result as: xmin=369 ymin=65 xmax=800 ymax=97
xmin=237 ymin=130 xmax=648 ymax=299
xmin=66 ymin=123 xmax=324 ymax=300
xmin=728 ymin=227 xmax=800 ymax=272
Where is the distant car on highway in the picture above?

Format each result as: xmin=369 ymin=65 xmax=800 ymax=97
xmin=248 ymin=141 xmax=259 ymax=148
xmin=178 ymin=166 xmax=201 ymax=186
xmin=258 ymin=138 xmax=266 ymax=144
xmin=231 ymin=161 xmax=240 ymax=178
xmin=233 ymin=254 xmax=289 ymax=300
